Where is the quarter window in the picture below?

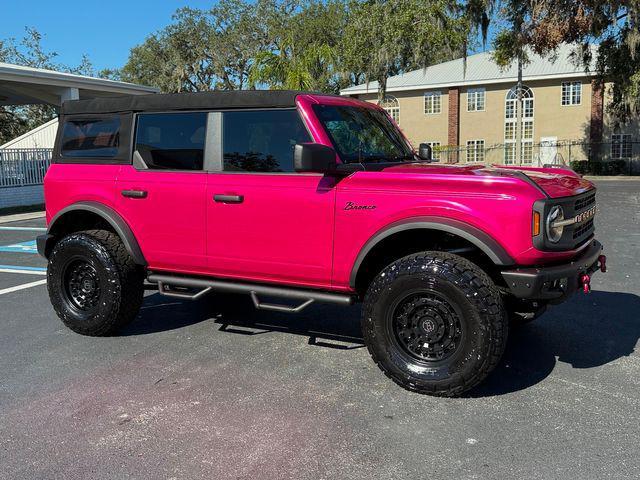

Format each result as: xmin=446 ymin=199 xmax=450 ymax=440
xmin=467 ymin=88 xmax=485 ymax=112
xmin=466 ymin=140 xmax=485 ymax=163
xmin=60 ymin=117 xmax=120 ymax=158
xmin=222 ymin=109 xmax=311 ymax=173
xmin=135 ymin=112 xmax=207 ymax=170
xmin=562 ymin=81 xmax=582 ymax=105
xmin=611 ymin=134 xmax=632 ymax=159
xmin=424 ymin=92 xmax=441 ymax=114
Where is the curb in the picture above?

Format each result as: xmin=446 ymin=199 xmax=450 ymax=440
xmin=584 ymin=176 xmax=640 ymax=181
xmin=0 ymin=211 xmax=46 ymax=224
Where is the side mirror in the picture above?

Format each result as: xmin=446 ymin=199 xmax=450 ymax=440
xmin=418 ymin=143 xmax=433 ymax=161
xmin=294 ymin=143 xmax=338 ymax=173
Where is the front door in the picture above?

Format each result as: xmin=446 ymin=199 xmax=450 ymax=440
xmin=539 ymin=136 xmax=558 ymax=166
xmin=205 ymin=109 xmax=336 ymax=288
xmin=116 ymin=112 xmax=208 ymax=274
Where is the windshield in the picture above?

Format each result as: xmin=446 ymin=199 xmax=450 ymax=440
xmin=313 ymin=104 xmax=414 ymax=163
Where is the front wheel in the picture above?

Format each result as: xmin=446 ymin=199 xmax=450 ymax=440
xmin=362 ymin=251 xmax=508 ymax=397
xmin=47 ymin=230 xmax=144 ymax=336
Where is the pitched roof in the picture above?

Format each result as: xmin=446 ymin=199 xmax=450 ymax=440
xmin=341 ymin=44 xmax=597 ymax=95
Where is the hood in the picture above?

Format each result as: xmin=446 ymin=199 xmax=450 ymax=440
xmin=380 ymin=162 xmax=593 ymax=198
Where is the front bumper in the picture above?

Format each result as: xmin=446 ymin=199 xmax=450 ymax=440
xmin=501 ymin=240 xmax=604 ymax=302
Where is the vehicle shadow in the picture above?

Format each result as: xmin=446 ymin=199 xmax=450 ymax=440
xmin=122 ymin=292 xmax=365 ymax=349
xmin=123 ymin=290 xmax=639 ymax=396
xmin=469 ymin=290 xmax=640 ymax=397
xmin=209 ymin=293 xmax=365 ymax=349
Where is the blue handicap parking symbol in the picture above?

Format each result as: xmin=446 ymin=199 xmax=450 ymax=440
xmin=0 ymin=240 xmax=38 ymax=254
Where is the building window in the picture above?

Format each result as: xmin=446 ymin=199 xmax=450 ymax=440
xmin=466 ymin=140 xmax=485 ymax=163
xmin=467 ymin=88 xmax=485 ymax=112
xmin=521 ymin=143 xmax=533 ymax=163
xmin=562 ymin=81 xmax=582 ymax=106
xmin=611 ymin=134 xmax=632 ymax=159
xmin=380 ymin=96 xmax=400 ymax=124
xmin=504 ymin=85 xmax=534 ymax=164
xmin=424 ymin=92 xmax=441 ymax=114
xmin=425 ymin=141 xmax=441 ymax=161
xmin=504 ymin=123 xmax=515 ymax=141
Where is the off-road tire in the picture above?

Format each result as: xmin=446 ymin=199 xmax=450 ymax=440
xmin=362 ymin=251 xmax=508 ymax=397
xmin=47 ymin=229 xmax=144 ymax=336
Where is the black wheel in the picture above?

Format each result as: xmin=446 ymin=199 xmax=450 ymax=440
xmin=506 ymin=298 xmax=547 ymax=327
xmin=362 ymin=251 xmax=508 ymax=397
xmin=47 ymin=230 xmax=144 ymax=336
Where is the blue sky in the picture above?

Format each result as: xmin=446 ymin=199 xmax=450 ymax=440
xmin=2 ymin=0 xmax=496 ymax=73
xmin=1 ymin=0 xmax=214 ymax=71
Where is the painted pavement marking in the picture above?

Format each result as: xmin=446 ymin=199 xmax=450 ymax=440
xmin=0 ymin=240 xmax=38 ymax=254
xmin=0 ymin=279 xmax=47 ymax=296
xmin=0 ymin=227 xmax=46 ymax=232
xmin=0 ymin=265 xmax=47 ymax=275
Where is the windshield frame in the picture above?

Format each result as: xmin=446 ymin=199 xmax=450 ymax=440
xmin=312 ymin=104 xmax=415 ymax=164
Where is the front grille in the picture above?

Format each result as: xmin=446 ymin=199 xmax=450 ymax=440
xmin=573 ymin=218 xmax=594 ymax=240
xmin=533 ymin=188 xmax=597 ymax=251
xmin=574 ymin=192 xmax=596 ymax=212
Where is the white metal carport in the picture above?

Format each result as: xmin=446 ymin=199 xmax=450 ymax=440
xmin=0 ymin=62 xmax=158 ymax=106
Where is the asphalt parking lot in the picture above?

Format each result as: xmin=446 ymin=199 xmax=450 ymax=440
xmin=1 ymin=180 xmax=639 ymax=479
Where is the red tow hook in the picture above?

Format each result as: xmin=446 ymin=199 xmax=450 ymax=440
xmin=598 ymin=254 xmax=607 ymax=273
xmin=580 ymin=274 xmax=591 ymax=294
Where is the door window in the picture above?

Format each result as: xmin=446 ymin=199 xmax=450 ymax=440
xmin=135 ymin=112 xmax=207 ymax=170
xmin=222 ymin=109 xmax=311 ymax=173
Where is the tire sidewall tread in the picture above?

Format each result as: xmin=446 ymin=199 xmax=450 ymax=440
xmin=362 ymin=251 xmax=508 ymax=397
xmin=47 ymin=229 xmax=143 ymax=336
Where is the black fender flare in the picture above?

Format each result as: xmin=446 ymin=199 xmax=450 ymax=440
xmin=42 ymin=201 xmax=146 ymax=266
xmin=349 ymin=216 xmax=514 ymax=288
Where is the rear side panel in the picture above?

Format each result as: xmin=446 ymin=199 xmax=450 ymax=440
xmin=44 ymin=164 xmax=121 ymax=225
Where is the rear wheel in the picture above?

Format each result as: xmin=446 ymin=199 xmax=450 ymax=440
xmin=362 ymin=251 xmax=508 ymax=397
xmin=47 ymin=230 xmax=144 ymax=336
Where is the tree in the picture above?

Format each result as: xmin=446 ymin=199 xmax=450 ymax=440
xmin=342 ymin=0 xmax=471 ymax=101
xmin=473 ymin=0 xmax=640 ymax=123
xmin=249 ymin=1 xmax=349 ymax=92
xmin=120 ymin=0 xmax=297 ymax=93
xmin=0 ymin=28 xmax=89 ymax=144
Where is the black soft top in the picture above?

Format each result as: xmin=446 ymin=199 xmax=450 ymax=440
xmin=62 ymin=90 xmax=322 ymax=115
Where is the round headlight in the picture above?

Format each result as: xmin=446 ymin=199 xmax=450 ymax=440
xmin=546 ymin=205 xmax=564 ymax=243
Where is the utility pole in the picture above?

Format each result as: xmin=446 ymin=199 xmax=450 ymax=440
xmin=516 ymin=48 xmax=523 ymax=165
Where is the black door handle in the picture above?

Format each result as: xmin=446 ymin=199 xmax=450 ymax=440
xmin=214 ymin=194 xmax=244 ymax=204
xmin=121 ymin=189 xmax=148 ymax=199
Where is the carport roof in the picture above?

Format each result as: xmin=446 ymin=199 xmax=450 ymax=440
xmin=0 ymin=62 xmax=159 ymax=107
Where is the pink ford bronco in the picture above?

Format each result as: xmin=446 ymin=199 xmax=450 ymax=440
xmin=39 ymin=91 xmax=605 ymax=396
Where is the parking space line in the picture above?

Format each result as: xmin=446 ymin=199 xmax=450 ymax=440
xmin=0 ymin=279 xmax=47 ymax=296
xmin=0 ymin=227 xmax=46 ymax=232
xmin=0 ymin=265 xmax=47 ymax=275
xmin=0 ymin=240 xmax=38 ymax=254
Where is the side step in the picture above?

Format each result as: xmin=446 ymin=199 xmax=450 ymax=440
xmin=147 ymin=273 xmax=355 ymax=313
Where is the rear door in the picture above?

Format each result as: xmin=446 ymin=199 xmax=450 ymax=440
xmin=205 ymin=108 xmax=336 ymax=288
xmin=116 ymin=112 xmax=208 ymax=274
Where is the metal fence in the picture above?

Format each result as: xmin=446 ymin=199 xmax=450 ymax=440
xmin=0 ymin=148 xmax=53 ymax=187
xmin=432 ymin=141 xmax=640 ymax=175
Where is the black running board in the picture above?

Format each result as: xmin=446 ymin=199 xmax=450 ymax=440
xmin=147 ymin=273 xmax=355 ymax=313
